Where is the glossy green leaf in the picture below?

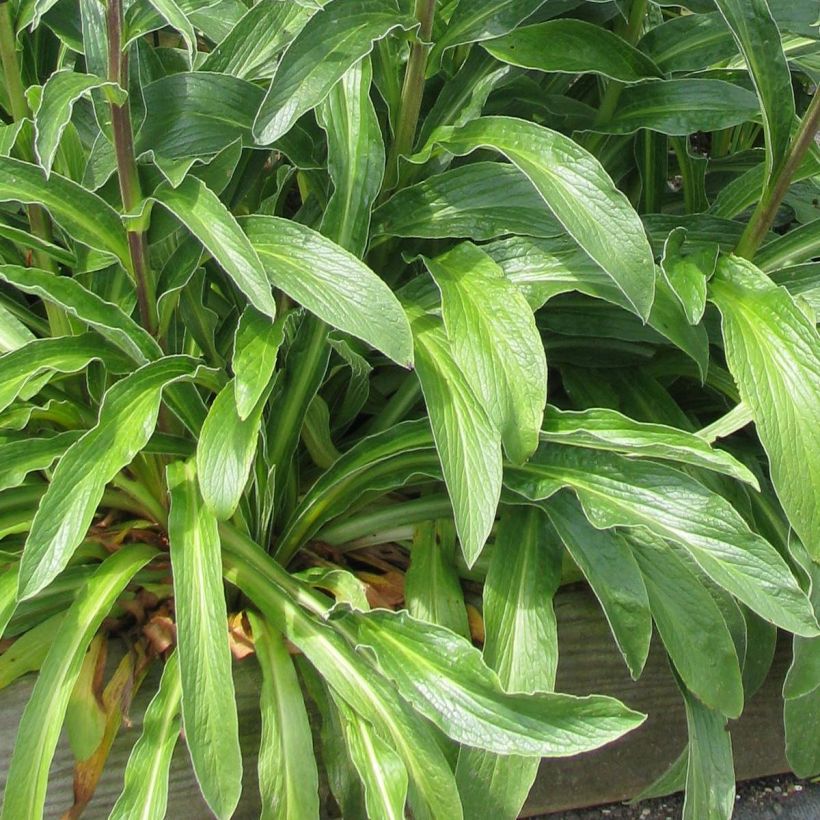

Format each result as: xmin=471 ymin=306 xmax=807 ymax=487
xmin=34 ymin=69 xmax=123 ymax=177
xmin=425 ymin=241 xmax=547 ymax=463
xmin=660 ymin=227 xmax=716 ymax=325
xmin=410 ymin=310 xmax=501 ymax=565
xmin=505 ymin=445 xmax=818 ymax=636
xmin=372 ymin=162 xmax=563 ymax=240
xmin=713 ymin=0 xmax=795 ymax=185
xmin=0 ymin=565 xmax=19 ymax=637
xmin=545 ymin=492 xmax=651 ymax=680
xmin=455 ymin=505 xmax=562 ymax=819
xmin=0 ymin=265 xmax=161 ymax=364
xmin=146 ymin=0 xmax=196 ymax=62
xmin=414 ymin=117 xmax=655 ymax=318
xmin=629 ymin=532 xmax=744 ymax=718
xmin=539 ymin=405 xmax=758 ymax=486
xmin=484 ymin=20 xmax=662 ymax=83
xmin=638 ymin=12 xmax=737 ymax=73
xmin=710 ymin=256 xmax=820 ymax=560
xmin=19 ymin=356 xmax=199 ymax=600
xmin=253 ymin=0 xmax=415 ymax=144
xmin=232 ymin=307 xmax=285 ymax=420
xmin=152 ymin=176 xmax=277 ymax=319
xmin=317 ymin=56 xmax=384 ymax=255
xmin=0 ymin=157 xmax=130 ymax=266
xmin=592 ymin=79 xmax=760 ymax=136
xmin=349 ymin=608 xmax=645 ymax=755
xmin=247 ymin=611 xmax=320 ymax=820
xmin=0 ymin=431 xmax=81 ymax=492
xmin=243 ymin=215 xmax=413 ymax=366
xmin=109 ymin=651 xmax=183 ymax=820
xmin=0 ymin=545 xmax=155 ymax=820
xmin=167 ymin=459 xmax=242 ymax=820
xmin=197 ymin=379 xmax=268 ymax=520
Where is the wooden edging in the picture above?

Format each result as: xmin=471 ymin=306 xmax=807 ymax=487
xmin=0 ymin=587 xmax=791 ymax=818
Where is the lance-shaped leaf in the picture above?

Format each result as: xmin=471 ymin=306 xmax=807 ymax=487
xmin=539 ymin=405 xmax=758 ymax=486
xmin=221 ymin=537 xmax=464 ymax=819
xmin=660 ymin=227 xmax=716 ymax=325
xmin=413 ymin=117 xmax=655 ymax=318
xmin=0 ymin=157 xmax=130 ymax=266
xmin=0 ymin=545 xmax=155 ymax=820
xmin=424 ymin=241 xmax=547 ymax=463
xmin=629 ymin=532 xmax=744 ymax=718
xmin=713 ymin=0 xmax=795 ymax=186
xmin=243 ymin=215 xmax=413 ymax=366
xmin=247 ymin=611 xmax=320 ymax=819
xmin=167 ymin=460 xmax=242 ymax=820
xmin=317 ymin=56 xmax=384 ymax=255
xmin=505 ymin=445 xmax=818 ymax=636
xmin=428 ymin=0 xmax=550 ymax=73
xmin=410 ymin=310 xmax=501 ymax=565
xmin=545 ymin=492 xmax=651 ymax=680
xmin=145 ymin=0 xmax=196 ymax=62
xmin=34 ymin=69 xmax=124 ymax=177
xmin=109 ymin=652 xmax=183 ymax=820
xmin=456 ymin=505 xmax=563 ymax=819
xmin=372 ymin=162 xmax=563 ymax=240
xmin=197 ymin=379 xmax=269 ymax=520
xmin=0 ymin=265 xmax=161 ymax=364
xmin=709 ymin=255 xmax=820 ymax=560
xmin=152 ymin=176 xmax=276 ymax=319
xmin=484 ymin=20 xmax=662 ymax=83
xmin=0 ymin=432 xmax=81 ymax=492
xmin=592 ymin=79 xmax=761 ymax=136
xmin=348 ymin=608 xmax=645 ymax=755
xmin=253 ymin=0 xmax=416 ymax=144
xmin=232 ymin=307 xmax=285 ymax=420
xmin=18 ymin=356 xmax=199 ymax=600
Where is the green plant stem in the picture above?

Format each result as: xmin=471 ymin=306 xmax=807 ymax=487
xmin=107 ymin=0 xmax=157 ymax=335
xmin=736 ymin=88 xmax=820 ymax=260
xmin=365 ymin=375 xmax=421 ymax=434
xmin=383 ymin=0 xmax=436 ymax=191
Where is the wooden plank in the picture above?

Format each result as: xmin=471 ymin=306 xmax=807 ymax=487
xmin=0 ymin=586 xmax=792 ymax=818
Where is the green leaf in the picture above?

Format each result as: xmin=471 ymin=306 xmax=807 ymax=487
xmin=0 ymin=545 xmax=155 ymax=820
xmin=243 ymin=215 xmax=413 ymax=366
xmin=0 ymin=297 xmax=36 ymax=353
xmin=713 ymin=0 xmax=795 ymax=186
xmin=152 ymin=176 xmax=277 ymax=319
xmin=232 ymin=307 xmax=285 ymax=420
xmin=680 ymin=681 xmax=736 ymax=820
xmin=145 ymin=0 xmax=196 ymax=62
xmin=638 ymin=12 xmax=737 ymax=74
xmin=0 ymin=157 xmax=130 ymax=267
xmin=317 ymin=56 xmax=384 ymax=255
xmin=414 ymin=117 xmax=655 ymax=318
xmin=18 ymin=356 xmax=199 ymax=600
xmin=372 ymin=162 xmax=563 ymax=240
xmin=197 ymin=379 xmax=268 ymax=520
xmin=545 ymin=492 xmax=651 ymax=680
xmin=428 ymin=0 xmax=549 ymax=73
xmin=629 ymin=532 xmax=744 ymax=718
xmin=410 ymin=310 xmax=501 ymax=565
xmin=0 ymin=332 xmax=133 ymax=415
xmin=109 ymin=651 xmax=183 ymax=820
xmin=253 ymin=0 xmax=415 ymax=144
xmin=167 ymin=460 xmax=242 ymax=820
xmin=660 ymin=227 xmax=717 ymax=325
xmin=592 ymin=79 xmax=761 ymax=136
xmin=709 ymin=255 xmax=820 ymax=560
xmin=349 ymin=608 xmax=645 ymax=755
xmin=0 ymin=431 xmax=81 ymax=492
xmin=505 ymin=445 xmax=818 ymax=636
xmin=425 ymin=242 xmax=546 ymax=463
xmin=539 ymin=405 xmax=758 ymax=487
xmin=34 ymin=69 xmax=123 ymax=177
xmin=484 ymin=20 xmax=662 ymax=83
xmin=0 ymin=565 xmax=19 ymax=637
xmin=246 ymin=611 xmax=320 ymax=820
xmin=455 ymin=505 xmax=563 ymax=820
xmin=331 ymin=690 xmax=409 ymax=820
xmin=0 ymin=265 xmax=161 ymax=364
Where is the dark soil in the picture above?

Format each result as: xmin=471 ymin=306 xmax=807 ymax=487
xmin=538 ymin=774 xmax=820 ymax=819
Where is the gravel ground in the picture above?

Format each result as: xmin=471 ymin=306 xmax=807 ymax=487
xmin=538 ymin=774 xmax=820 ymax=819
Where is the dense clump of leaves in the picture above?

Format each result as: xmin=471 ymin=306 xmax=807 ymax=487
xmin=0 ymin=0 xmax=818 ymax=817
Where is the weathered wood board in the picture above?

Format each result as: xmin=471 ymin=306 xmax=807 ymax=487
xmin=0 ymin=586 xmax=791 ymax=818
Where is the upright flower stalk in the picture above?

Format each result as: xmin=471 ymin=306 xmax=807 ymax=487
xmin=107 ymin=0 xmax=157 ymax=334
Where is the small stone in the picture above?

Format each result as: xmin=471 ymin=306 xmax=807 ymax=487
xmin=641 ymin=809 xmax=651 ymax=818
xmin=794 ymin=784 xmax=803 ymax=792
xmin=774 ymin=786 xmax=782 ymax=793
